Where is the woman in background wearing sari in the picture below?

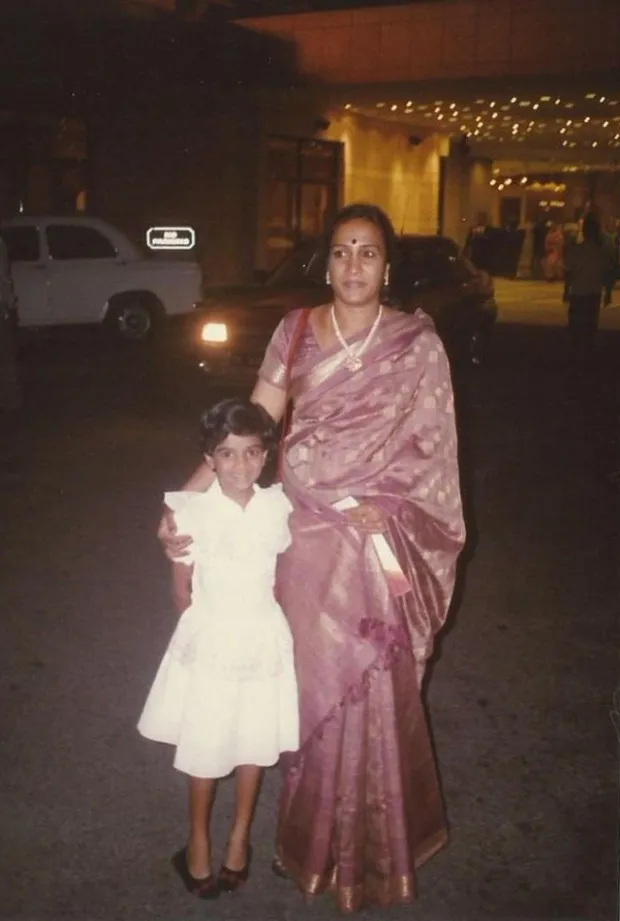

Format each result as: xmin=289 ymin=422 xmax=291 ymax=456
xmin=160 ymin=203 xmax=465 ymax=912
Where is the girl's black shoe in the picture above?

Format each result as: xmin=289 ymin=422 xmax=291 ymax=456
xmin=218 ymin=845 xmax=253 ymax=893
xmin=171 ymin=847 xmax=220 ymax=900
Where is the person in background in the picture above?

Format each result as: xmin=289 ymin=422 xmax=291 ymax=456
xmin=543 ymin=222 xmax=565 ymax=281
xmin=601 ymin=216 xmax=619 ymax=306
xmin=0 ymin=232 xmax=22 ymax=415
xmin=563 ymin=213 xmax=612 ymax=363
xmin=532 ymin=217 xmax=548 ymax=278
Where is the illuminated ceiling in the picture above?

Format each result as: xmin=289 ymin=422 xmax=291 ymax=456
xmin=325 ymin=75 xmax=620 ymax=171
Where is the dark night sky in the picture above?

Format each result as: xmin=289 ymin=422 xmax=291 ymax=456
xmin=0 ymin=0 xmax=451 ymax=21
xmin=229 ymin=0 xmax=444 ymax=14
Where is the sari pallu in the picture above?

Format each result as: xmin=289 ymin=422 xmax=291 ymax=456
xmin=267 ymin=308 xmax=466 ymax=912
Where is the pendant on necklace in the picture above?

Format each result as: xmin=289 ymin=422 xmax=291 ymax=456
xmin=345 ymin=355 xmax=363 ymax=372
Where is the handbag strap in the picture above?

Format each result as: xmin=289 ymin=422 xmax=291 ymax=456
xmin=277 ymin=307 xmax=312 ymax=477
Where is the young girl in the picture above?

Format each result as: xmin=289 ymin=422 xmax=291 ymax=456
xmin=138 ymin=397 xmax=299 ymax=899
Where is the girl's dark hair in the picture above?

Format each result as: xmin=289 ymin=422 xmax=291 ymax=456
xmin=199 ymin=398 xmax=277 ymax=457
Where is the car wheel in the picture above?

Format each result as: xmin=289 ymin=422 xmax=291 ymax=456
xmin=107 ymin=298 xmax=160 ymax=342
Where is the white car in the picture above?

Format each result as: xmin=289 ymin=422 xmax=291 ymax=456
xmin=0 ymin=216 xmax=204 ymax=340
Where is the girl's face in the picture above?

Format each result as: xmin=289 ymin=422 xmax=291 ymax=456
xmin=328 ymin=218 xmax=387 ymax=308
xmin=205 ymin=432 xmax=267 ymax=505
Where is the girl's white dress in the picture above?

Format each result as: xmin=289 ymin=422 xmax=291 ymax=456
xmin=138 ymin=481 xmax=299 ymax=779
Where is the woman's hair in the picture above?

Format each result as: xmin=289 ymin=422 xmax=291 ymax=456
xmin=325 ymin=202 xmax=397 ymax=266
xmin=199 ymin=398 xmax=277 ymax=457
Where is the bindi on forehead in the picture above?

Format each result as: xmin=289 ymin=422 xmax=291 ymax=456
xmin=332 ymin=238 xmax=381 ymax=248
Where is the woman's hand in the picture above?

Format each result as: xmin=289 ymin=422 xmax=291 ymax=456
xmin=158 ymin=508 xmax=193 ymax=561
xmin=343 ymin=503 xmax=389 ymax=534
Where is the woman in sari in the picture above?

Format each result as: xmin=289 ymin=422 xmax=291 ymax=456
xmin=543 ymin=222 xmax=565 ymax=281
xmin=160 ymin=203 xmax=465 ymax=912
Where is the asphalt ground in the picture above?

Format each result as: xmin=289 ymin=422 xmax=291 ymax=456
xmin=0 ymin=296 xmax=618 ymax=921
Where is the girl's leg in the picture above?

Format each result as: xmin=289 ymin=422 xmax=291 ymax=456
xmin=224 ymin=764 xmax=262 ymax=869
xmin=187 ymin=776 xmax=217 ymax=877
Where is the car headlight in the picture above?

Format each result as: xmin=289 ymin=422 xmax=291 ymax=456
xmin=201 ymin=322 xmax=228 ymax=343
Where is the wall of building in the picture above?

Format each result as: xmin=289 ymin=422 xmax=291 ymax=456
xmin=254 ymin=103 xmax=446 ymax=268
xmin=90 ymin=103 xmax=261 ymax=285
xmin=323 ymin=111 xmax=444 ymax=236
xmin=239 ymin=0 xmax=620 ymax=83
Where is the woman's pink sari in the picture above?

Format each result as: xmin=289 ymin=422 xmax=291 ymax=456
xmin=260 ymin=307 xmax=465 ymax=912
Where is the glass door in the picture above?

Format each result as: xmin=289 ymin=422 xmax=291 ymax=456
xmin=264 ymin=135 xmax=342 ymax=270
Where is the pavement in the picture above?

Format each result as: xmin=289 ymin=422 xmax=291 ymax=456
xmin=0 ymin=284 xmax=618 ymax=921
xmin=494 ymin=278 xmax=620 ymax=330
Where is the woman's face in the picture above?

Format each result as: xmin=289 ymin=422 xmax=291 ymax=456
xmin=328 ymin=218 xmax=387 ymax=308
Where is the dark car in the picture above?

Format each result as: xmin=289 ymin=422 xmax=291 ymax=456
xmin=196 ymin=234 xmax=497 ymax=372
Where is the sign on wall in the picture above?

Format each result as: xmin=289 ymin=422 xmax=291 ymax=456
xmin=146 ymin=227 xmax=196 ymax=250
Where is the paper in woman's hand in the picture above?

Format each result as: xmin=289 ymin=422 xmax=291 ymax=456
xmin=332 ymin=496 xmax=411 ymax=597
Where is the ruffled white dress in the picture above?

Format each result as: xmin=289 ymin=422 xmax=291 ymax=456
xmin=138 ymin=481 xmax=299 ymax=779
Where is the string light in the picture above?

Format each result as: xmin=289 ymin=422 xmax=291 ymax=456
xmin=342 ymin=87 xmax=620 ymax=170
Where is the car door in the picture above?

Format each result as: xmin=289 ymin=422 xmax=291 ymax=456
xmin=0 ymin=224 xmax=50 ymax=326
xmin=44 ymin=223 xmax=120 ymax=325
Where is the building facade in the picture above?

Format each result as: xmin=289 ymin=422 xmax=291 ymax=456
xmin=2 ymin=0 xmax=620 ymax=283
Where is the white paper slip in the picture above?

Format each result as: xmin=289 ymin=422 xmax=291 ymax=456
xmin=332 ymin=496 xmax=411 ymax=597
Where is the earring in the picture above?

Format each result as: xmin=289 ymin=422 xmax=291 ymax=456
xmin=326 ymin=270 xmax=331 ymax=285
xmin=384 ymin=266 xmax=390 ymax=286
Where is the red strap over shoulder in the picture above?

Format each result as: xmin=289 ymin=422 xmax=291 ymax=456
xmin=277 ymin=307 xmax=312 ymax=478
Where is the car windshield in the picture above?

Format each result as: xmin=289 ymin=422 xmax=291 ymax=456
xmin=265 ymin=241 xmax=323 ymax=287
xmin=395 ymin=238 xmax=462 ymax=286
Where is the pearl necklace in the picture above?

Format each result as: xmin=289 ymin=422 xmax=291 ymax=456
xmin=330 ymin=304 xmax=383 ymax=372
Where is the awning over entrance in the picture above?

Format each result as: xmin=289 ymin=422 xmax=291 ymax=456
xmin=321 ymin=74 xmax=620 ymax=171
xmin=238 ymin=0 xmax=620 ymax=171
